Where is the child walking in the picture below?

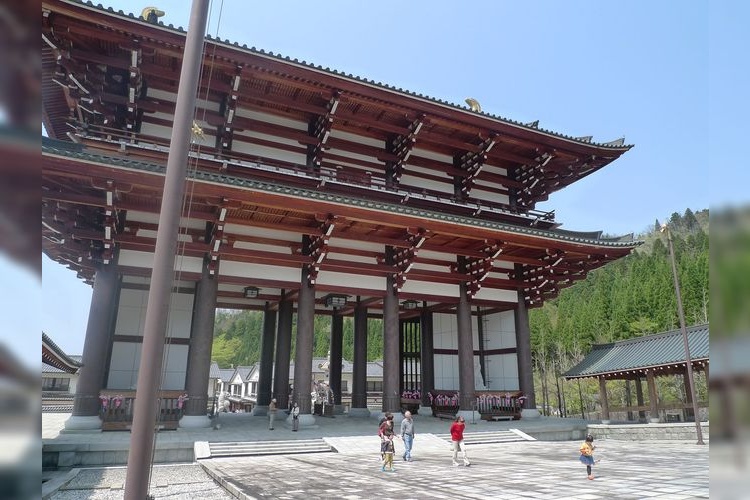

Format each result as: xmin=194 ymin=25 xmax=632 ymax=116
xmin=381 ymin=426 xmax=396 ymax=472
xmin=579 ymin=434 xmax=596 ymax=480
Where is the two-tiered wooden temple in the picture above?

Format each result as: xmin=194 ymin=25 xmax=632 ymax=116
xmin=42 ymin=0 xmax=639 ymax=429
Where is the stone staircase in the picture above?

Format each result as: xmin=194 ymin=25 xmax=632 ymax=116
xmin=435 ymin=429 xmax=535 ymax=446
xmin=195 ymin=439 xmax=335 ymax=459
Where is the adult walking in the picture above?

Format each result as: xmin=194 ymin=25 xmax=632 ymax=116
xmin=450 ymin=415 xmax=471 ymax=467
xmin=268 ymin=398 xmax=277 ymax=430
xmin=400 ymin=411 xmax=415 ymax=462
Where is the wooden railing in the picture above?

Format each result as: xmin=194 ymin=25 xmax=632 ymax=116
xmin=98 ymin=390 xmax=187 ymax=431
xmin=427 ymin=390 xmax=525 ymax=420
xmin=475 ymin=391 xmax=524 ymax=421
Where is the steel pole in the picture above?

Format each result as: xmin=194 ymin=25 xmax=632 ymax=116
xmin=664 ymin=226 xmax=705 ymax=445
xmin=124 ymin=1 xmax=210 ymax=497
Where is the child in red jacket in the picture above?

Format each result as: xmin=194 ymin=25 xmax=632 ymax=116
xmin=450 ymin=415 xmax=471 ymax=466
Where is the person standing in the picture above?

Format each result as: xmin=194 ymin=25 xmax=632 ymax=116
xmin=291 ymin=402 xmax=300 ymax=432
xmin=400 ymin=411 xmax=415 ymax=462
xmin=450 ymin=415 xmax=470 ymax=467
xmin=579 ymin=434 xmax=596 ymax=480
xmin=268 ymin=398 xmax=277 ymax=430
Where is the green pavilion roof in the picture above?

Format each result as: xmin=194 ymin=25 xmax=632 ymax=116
xmin=564 ymin=324 xmax=709 ymax=380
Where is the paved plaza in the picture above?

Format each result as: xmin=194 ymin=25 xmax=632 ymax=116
xmin=43 ymin=412 xmax=709 ymax=499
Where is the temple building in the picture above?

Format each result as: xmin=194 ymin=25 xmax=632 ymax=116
xmin=42 ymin=0 xmax=639 ymax=430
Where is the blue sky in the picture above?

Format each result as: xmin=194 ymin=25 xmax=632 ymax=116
xmin=20 ymin=1 xmax=746 ymax=365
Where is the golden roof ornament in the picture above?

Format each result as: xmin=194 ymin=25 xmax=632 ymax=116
xmin=141 ymin=7 xmax=165 ymax=24
xmin=465 ymin=97 xmax=482 ymax=113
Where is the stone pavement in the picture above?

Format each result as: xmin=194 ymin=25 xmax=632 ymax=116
xmin=42 ymin=412 xmax=709 ymax=499
xmin=201 ymin=439 xmax=709 ymax=500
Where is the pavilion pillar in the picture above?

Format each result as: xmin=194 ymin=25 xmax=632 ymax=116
xmin=181 ymin=260 xmax=217 ymax=428
xmin=647 ymin=370 xmax=660 ymax=423
xmin=65 ymin=263 xmax=118 ymax=431
xmin=349 ymin=300 xmax=370 ymax=417
xmin=254 ymin=302 xmax=277 ymax=416
xmin=635 ymin=376 xmax=647 ymax=423
xmin=273 ymin=292 xmax=293 ymax=409
xmin=456 ymin=282 xmax=475 ymax=419
xmin=598 ymin=377 xmax=610 ymax=424
xmin=329 ymin=310 xmax=344 ymax=414
xmin=682 ymin=370 xmax=695 ymax=422
xmin=382 ymin=274 xmax=400 ymax=416
xmin=514 ymin=286 xmax=539 ymax=417
xmin=419 ymin=307 xmax=434 ymax=415
xmin=290 ymin=267 xmax=316 ymax=427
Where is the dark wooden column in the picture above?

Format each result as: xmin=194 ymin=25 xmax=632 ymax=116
xmin=514 ymin=284 xmax=536 ymax=410
xmin=273 ymin=292 xmax=293 ymax=409
xmin=65 ymin=264 xmax=118 ymax=430
xmin=647 ymin=370 xmax=659 ymax=422
xmin=350 ymin=300 xmax=369 ymax=416
xmin=456 ymin=282 xmax=475 ymax=412
xmin=329 ymin=310 xmax=343 ymax=410
xmin=293 ymin=267 xmax=315 ymax=418
xmin=382 ymin=273 xmax=400 ymax=414
xmin=419 ymin=307 xmax=434 ymax=409
xmin=182 ymin=259 xmax=217 ymax=426
xmin=635 ymin=376 xmax=647 ymax=422
xmin=598 ymin=377 xmax=610 ymax=423
xmin=255 ymin=302 xmax=277 ymax=414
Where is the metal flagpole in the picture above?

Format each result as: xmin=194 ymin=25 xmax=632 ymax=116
xmin=124 ymin=1 xmax=210 ymax=498
xmin=661 ymin=224 xmax=705 ymax=445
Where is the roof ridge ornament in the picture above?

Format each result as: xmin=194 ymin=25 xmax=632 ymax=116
xmin=602 ymin=137 xmax=625 ymax=147
xmin=465 ymin=97 xmax=481 ymax=113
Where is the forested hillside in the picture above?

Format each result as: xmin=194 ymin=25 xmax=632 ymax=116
xmin=530 ymin=208 xmax=709 ymax=417
xmin=212 ymin=310 xmax=384 ymax=368
xmin=211 ymin=209 xmax=708 ymax=417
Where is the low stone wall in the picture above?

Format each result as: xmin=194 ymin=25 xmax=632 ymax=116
xmin=588 ymin=422 xmax=709 ymax=441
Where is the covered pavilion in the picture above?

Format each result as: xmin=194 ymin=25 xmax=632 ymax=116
xmin=564 ymin=324 xmax=709 ymax=423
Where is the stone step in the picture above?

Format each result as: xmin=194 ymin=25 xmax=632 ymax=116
xmin=200 ymin=439 xmax=334 ymax=459
xmin=435 ymin=429 xmax=533 ymax=445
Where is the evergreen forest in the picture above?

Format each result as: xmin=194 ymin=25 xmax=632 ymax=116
xmin=211 ymin=208 xmax=709 ymax=418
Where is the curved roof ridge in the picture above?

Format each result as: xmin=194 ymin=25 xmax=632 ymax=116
xmin=42 ymin=331 xmax=83 ymax=372
xmin=66 ymin=0 xmax=633 ymax=150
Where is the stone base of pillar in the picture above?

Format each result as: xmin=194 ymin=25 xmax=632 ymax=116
xmin=252 ymin=405 xmax=269 ymax=416
xmin=601 ymin=419 xmax=611 ymax=425
xmin=333 ymin=404 xmax=345 ymax=415
xmin=649 ymin=417 xmax=661 ymax=424
xmin=347 ymin=407 xmax=371 ymax=418
xmin=178 ymin=415 xmax=212 ymax=429
xmin=418 ymin=406 xmax=433 ymax=417
xmin=286 ymin=413 xmax=316 ymax=428
xmin=62 ymin=415 xmax=102 ymax=432
xmin=521 ymin=408 xmax=542 ymax=419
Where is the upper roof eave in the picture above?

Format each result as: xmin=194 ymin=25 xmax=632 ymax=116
xmin=41 ymin=138 xmax=642 ymax=251
xmin=49 ymin=0 xmax=633 ymax=153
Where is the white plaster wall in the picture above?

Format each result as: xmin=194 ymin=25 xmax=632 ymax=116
xmin=400 ymin=174 xmax=452 ymax=195
xmin=470 ymin=187 xmax=510 ymax=206
xmin=480 ymin=310 xmax=519 ymax=390
xmin=106 ymin=342 xmax=189 ymax=390
xmin=109 ymin=288 xmax=194 ymax=390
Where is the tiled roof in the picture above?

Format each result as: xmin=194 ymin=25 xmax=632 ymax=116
xmin=43 ymin=355 xmax=83 ymax=374
xmin=218 ymin=368 xmax=235 ymax=383
xmin=209 ymin=362 xmax=221 ymax=379
xmin=42 ymin=332 xmax=83 ymax=373
xmin=65 ymin=1 xmax=632 ymax=150
xmin=41 ymin=139 xmax=640 ymax=249
xmin=564 ymin=324 xmax=709 ymax=379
